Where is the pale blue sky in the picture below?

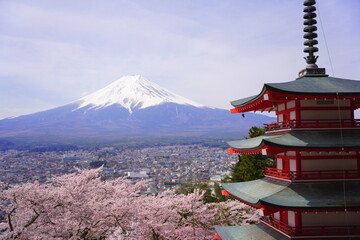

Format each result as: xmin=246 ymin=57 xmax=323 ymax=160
xmin=0 ymin=0 xmax=359 ymax=118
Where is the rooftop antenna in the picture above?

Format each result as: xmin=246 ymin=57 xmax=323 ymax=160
xmin=298 ymin=0 xmax=327 ymax=78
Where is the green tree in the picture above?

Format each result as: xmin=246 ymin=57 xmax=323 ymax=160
xmin=223 ymin=126 xmax=275 ymax=183
xmin=246 ymin=126 xmax=265 ymax=138
xmin=213 ymin=182 xmax=227 ymax=202
xmin=175 ymin=182 xmax=206 ymax=195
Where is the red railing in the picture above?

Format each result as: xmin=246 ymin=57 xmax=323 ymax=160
xmin=262 ymin=217 xmax=360 ymax=236
xmin=263 ymin=167 xmax=360 ymax=181
xmin=264 ymin=119 xmax=360 ymax=131
xmin=262 ymin=217 xmax=293 ymax=235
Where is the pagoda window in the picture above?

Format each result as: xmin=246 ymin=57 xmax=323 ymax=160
xmin=289 ymin=159 xmax=297 ymax=171
xmin=277 ymin=158 xmax=283 ymax=170
xmin=296 ymin=99 xmax=354 ymax=127
xmin=301 ymin=152 xmax=358 ymax=171
xmin=301 ymin=109 xmax=351 ymax=120
xmin=276 ymin=101 xmax=297 ymax=123
xmin=290 ymin=110 xmax=296 ymax=120
xmin=302 ymin=212 xmax=360 ymax=227
xmin=300 ymin=151 xmax=357 ymax=157
xmin=287 ymin=100 xmax=296 ymax=109
xmin=300 ymin=99 xmax=350 ymax=108
xmin=288 ymin=211 xmax=296 ymax=227
xmin=274 ymin=212 xmax=280 ymax=221
xmin=301 ymin=158 xmax=357 ymax=171
xmin=286 ymin=151 xmax=296 ymax=156
xmin=276 ymin=153 xmax=285 ymax=170
xmin=278 ymin=103 xmax=286 ymax=111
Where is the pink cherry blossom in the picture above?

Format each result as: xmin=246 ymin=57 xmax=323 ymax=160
xmin=1 ymin=168 xmax=257 ymax=239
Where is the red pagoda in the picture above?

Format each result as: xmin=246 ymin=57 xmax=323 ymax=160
xmin=215 ymin=0 xmax=360 ymax=239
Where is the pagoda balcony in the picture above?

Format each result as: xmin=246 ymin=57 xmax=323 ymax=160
xmin=263 ymin=167 xmax=360 ymax=182
xmin=261 ymin=217 xmax=360 ymax=237
xmin=264 ymin=119 xmax=360 ymax=132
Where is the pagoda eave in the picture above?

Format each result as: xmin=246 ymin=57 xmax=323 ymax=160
xmin=222 ymin=179 xmax=360 ymax=210
xmin=230 ymin=95 xmax=275 ymax=113
xmin=227 ymin=130 xmax=360 ymax=155
xmin=231 ymin=77 xmax=360 ymax=113
xmin=228 ymin=146 xmax=360 ymax=156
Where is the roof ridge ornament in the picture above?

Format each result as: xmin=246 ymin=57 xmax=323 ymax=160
xmin=303 ymin=0 xmax=319 ymax=65
xmin=298 ymin=0 xmax=327 ymax=78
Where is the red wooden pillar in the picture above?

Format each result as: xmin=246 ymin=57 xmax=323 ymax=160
xmin=280 ymin=210 xmax=288 ymax=225
xmin=295 ymin=99 xmax=301 ymax=127
xmin=294 ymin=211 xmax=302 ymax=234
xmin=357 ymin=152 xmax=360 ymax=175
xmin=351 ymin=99 xmax=355 ymax=122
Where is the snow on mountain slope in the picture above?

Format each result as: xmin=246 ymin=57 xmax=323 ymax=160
xmin=76 ymin=75 xmax=206 ymax=113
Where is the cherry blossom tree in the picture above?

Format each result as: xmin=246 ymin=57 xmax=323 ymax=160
xmin=0 ymin=181 xmax=7 ymax=234
xmin=0 ymin=168 xmax=258 ymax=240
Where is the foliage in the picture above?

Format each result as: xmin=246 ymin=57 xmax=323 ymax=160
xmin=246 ymin=126 xmax=265 ymax=139
xmin=213 ymin=183 xmax=227 ymax=202
xmin=175 ymin=182 xmax=207 ymax=196
xmin=175 ymin=182 xmax=227 ymax=203
xmin=0 ymin=181 xmax=6 ymax=222
xmin=223 ymin=126 xmax=275 ymax=183
xmin=225 ymin=153 xmax=272 ymax=182
xmin=0 ymin=168 xmax=258 ymax=240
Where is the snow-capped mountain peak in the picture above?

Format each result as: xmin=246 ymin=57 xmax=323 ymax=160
xmin=76 ymin=75 xmax=205 ymax=113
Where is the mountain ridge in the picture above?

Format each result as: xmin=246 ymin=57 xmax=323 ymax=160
xmin=0 ymin=75 xmax=275 ymax=144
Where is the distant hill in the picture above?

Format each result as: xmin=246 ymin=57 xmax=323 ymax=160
xmin=0 ymin=75 xmax=274 ymax=145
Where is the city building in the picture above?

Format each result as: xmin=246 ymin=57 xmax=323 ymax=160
xmin=215 ymin=0 xmax=360 ymax=239
xmin=127 ymin=171 xmax=149 ymax=179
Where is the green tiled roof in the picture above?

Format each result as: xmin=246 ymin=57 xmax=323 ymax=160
xmin=231 ymin=76 xmax=360 ymax=107
xmin=231 ymin=95 xmax=259 ymax=107
xmin=215 ymin=223 xmax=289 ymax=240
xmin=228 ymin=130 xmax=360 ymax=151
xmin=266 ymin=77 xmax=360 ymax=95
xmin=222 ymin=178 xmax=289 ymax=205
xmin=222 ymin=178 xmax=360 ymax=209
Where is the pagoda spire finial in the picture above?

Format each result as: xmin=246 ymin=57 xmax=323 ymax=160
xmin=303 ymin=0 xmax=319 ymax=66
xmin=298 ymin=0 xmax=327 ymax=77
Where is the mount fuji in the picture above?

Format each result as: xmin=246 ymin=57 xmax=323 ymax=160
xmin=76 ymin=75 xmax=205 ymax=114
xmin=0 ymin=75 xmax=273 ymax=144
